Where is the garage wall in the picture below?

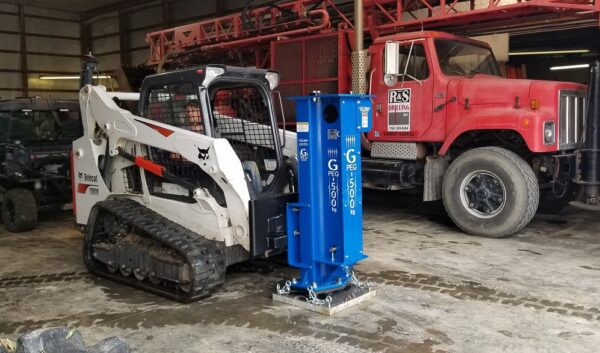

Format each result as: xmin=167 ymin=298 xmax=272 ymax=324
xmin=1 ymin=0 xmax=250 ymax=99
xmin=0 ymin=3 xmax=24 ymax=99
xmin=84 ymin=0 xmax=268 ymax=73
xmin=87 ymin=14 xmax=121 ymax=75
xmin=0 ymin=3 xmax=80 ymax=100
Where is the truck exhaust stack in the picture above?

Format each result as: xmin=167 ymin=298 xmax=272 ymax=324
xmin=351 ymin=0 xmax=369 ymax=94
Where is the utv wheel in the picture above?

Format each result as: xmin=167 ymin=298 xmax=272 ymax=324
xmin=2 ymin=188 xmax=38 ymax=232
xmin=442 ymin=147 xmax=539 ymax=238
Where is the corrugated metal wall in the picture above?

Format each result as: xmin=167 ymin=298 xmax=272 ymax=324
xmin=0 ymin=0 xmax=275 ymax=99
xmin=85 ymin=0 xmax=264 ymax=70
xmin=0 ymin=3 xmax=80 ymax=99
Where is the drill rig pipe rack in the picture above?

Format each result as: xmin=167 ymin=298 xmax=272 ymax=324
xmin=145 ymin=0 xmax=600 ymax=68
xmin=146 ymin=0 xmax=332 ymax=67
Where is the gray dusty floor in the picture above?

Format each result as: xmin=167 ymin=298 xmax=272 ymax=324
xmin=1 ymin=191 xmax=599 ymax=353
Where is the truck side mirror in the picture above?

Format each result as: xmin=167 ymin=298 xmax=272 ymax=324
xmin=384 ymin=42 xmax=400 ymax=76
xmin=383 ymin=41 xmax=423 ymax=87
xmin=384 ymin=42 xmax=400 ymax=87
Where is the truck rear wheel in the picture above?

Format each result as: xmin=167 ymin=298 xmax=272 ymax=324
xmin=442 ymin=147 xmax=539 ymax=238
xmin=2 ymin=188 xmax=38 ymax=232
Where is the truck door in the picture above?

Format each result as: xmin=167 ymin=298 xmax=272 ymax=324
xmin=371 ymin=40 xmax=434 ymax=141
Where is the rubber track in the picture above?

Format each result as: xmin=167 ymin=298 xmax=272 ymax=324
xmin=85 ymin=198 xmax=226 ymax=303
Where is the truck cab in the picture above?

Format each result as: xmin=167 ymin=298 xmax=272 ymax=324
xmin=363 ymin=31 xmax=587 ymax=237
xmin=369 ymin=31 xmax=586 ymax=154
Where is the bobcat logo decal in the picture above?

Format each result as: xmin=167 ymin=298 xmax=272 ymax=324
xmin=197 ymin=146 xmax=211 ymax=160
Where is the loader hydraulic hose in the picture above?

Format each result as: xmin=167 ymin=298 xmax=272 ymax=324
xmin=134 ymin=156 xmax=164 ymax=177
xmin=116 ymin=147 xmax=197 ymax=192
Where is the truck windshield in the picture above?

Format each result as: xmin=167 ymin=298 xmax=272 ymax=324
xmin=435 ymin=39 xmax=501 ymax=77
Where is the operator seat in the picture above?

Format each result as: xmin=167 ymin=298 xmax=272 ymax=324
xmin=242 ymin=161 xmax=263 ymax=197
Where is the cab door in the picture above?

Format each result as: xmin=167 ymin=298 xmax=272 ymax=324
xmin=370 ymin=40 xmax=435 ymax=141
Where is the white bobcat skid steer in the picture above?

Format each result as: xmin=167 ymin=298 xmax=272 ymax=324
xmin=72 ymin=65 xmax=297 ymax=302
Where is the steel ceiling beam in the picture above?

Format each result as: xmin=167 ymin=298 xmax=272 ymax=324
xmin=80 ymin=0 xmax=160 ymax=21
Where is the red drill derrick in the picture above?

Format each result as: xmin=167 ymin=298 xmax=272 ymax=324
xmin=361 ymin=0 xmax=600 ymax=38
xmin=146 ymin=0 xmax=332 ymax=67
xmin=146 ymin=0 xmax=600 ymax=68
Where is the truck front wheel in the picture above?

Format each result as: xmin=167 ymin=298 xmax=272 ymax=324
xmin=442 ymin=147 xmax=539 ymax=238
xmin=2 ymin=188 xmax=38 ymax=232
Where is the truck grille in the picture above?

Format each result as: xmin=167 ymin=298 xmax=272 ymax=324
xmin=558 ymin=90 xmax=586 ymax=150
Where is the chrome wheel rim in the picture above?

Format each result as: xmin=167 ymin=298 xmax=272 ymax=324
xmin=459 ymin=170 xmax=507 ymax=218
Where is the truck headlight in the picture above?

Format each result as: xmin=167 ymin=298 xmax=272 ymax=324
xmin=543 ymin=121 xmax=555 ymax=145
xmin=265 ymin=71 xmax=279 ymax=90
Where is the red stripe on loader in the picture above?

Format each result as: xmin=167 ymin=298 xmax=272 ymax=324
xmin=137 ymin=120 xmax=175 ymax=137
xmin=77 ymin=183 xmax=91 ymax=194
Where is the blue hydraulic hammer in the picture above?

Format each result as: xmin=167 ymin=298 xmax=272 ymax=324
xmin=274 ymin=93 xmax=375 ymax=314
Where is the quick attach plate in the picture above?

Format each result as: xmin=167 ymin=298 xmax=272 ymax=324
xmin=272 ymin=285 xmax=376 ymax=316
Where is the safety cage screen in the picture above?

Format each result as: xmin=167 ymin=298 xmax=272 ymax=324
xmin=143 ymin=82 xmax=205 ymax=133
xmin=210 ymin=84 xmax=279 ymax=191
xmin=143 ymin=147 xmax=227 ymax=206
xmin=140 ymin=82 xmax=226 ymax=204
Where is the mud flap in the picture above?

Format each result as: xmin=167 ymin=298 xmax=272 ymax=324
xmin=423 ymin=155 xmax=448 ymax=201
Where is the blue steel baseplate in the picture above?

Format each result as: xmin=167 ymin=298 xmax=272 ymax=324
xmin=273 ymin=285 xmax=376 ymax=316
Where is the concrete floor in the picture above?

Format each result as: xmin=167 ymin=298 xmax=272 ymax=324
xmin=1 ymin=191 xmax=599 ymax=353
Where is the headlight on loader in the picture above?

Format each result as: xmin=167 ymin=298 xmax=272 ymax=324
xmin=203 ymin=66 xmax=225 ymax=85
xmin=265 ymin=71 xmax=279 ymax=90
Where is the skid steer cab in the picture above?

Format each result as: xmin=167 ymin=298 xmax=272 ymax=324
xmin=73 ymin=63 xmax=298 ymax=302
